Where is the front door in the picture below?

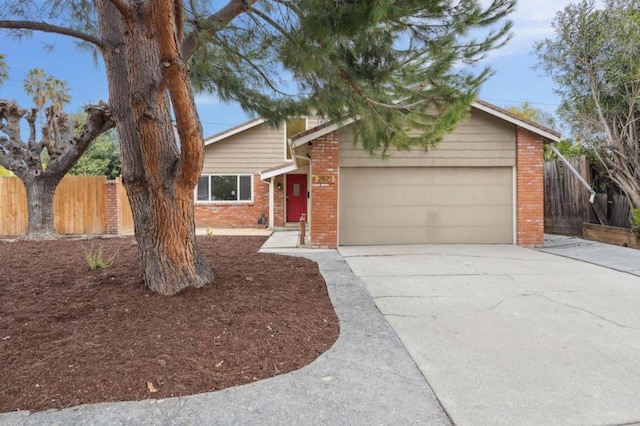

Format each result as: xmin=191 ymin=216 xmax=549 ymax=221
xmin=286 ymin=174 xmax=307 ymax=222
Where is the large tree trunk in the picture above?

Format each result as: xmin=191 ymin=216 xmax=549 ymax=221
xmin=24 ymin=175 xmax=60 ymax=240
xmin=97 ymin=1 xmax=214 ymax=295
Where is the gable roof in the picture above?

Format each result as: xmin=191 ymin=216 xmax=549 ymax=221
xmin=472 ymin=100 xmax=561 ymax=142
xmin=205 ymin=99 xmax=562 ymax=150
xmin=290 ymin=100 xmax=562 ymax=148
xmin=203 ymin=118 xmax=265 ymax=146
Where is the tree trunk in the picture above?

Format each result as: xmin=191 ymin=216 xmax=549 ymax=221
xmin=24 ymin=175 xmax=60 ymax=240
xmin=97 ymin=1 xmax=215 ymax=295
xmin=126 ymin=184 xmax=213 ymax=295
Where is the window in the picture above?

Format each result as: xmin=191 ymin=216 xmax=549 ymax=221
xmin=285 ymin=118 xmax=307 ymax=160
xmin=196 ymin=174 xmax=252 ymax=202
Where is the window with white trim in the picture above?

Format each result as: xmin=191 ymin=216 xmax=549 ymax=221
xmin=196 ymin=174 xmax=253 ymax=202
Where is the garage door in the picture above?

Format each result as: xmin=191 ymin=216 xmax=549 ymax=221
xmin=339 ymin=167 xmax=513 ymax=245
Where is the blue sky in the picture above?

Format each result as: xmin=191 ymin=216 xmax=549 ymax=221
xmin=0 ymin=1 xmax=591 ymax=138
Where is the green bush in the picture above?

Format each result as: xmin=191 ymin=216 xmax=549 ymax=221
xmin=84 ymin=243 xmax=118 ymax=270
xmin=631 ymin=209 xmax=640 ymax=236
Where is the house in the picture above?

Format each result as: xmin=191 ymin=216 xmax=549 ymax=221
xmin=195 ymin=100 xmax=561 ymax=248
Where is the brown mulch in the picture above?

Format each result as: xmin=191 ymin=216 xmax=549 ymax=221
xmin=0 ymin=236 xmax=339 ymax=413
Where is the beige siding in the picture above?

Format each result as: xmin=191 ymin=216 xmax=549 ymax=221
xmin=306 ymin=115 xmax=328 ymax=129
xmin=339 ymin=109 xmax=516 ymax=167
xmin=203 ymin=122 xmax=286 ymax=174
xmin=339 ymin=167 xmax=513 ymax=245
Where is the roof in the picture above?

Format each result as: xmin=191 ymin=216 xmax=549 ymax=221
xmin=207 ymin=99 xmax=562 ymax=151
xmin=203 ymin=118 xmax=265 ymax=146
xmin=289 ymin=100 xmax=562 ymax=148
xmin=472 ymin=100 xmax=561 ymax=142
xmin=260 ymin=162 xmax=298 ymax=180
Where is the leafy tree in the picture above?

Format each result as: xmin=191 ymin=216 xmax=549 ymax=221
xmin=0 ymin=64 xmax=112 ymax=240
xmin=505 ymin=101 xmax=557 ymax=130
xmin=0 ymin=0 xmax=515 ymax=295
xmin=69 ymin=131 xmax=121 ymax=179
xmin=66 ymin=114 xmax=121 ymax=179
xmin=535 ymin=0 xmax=640 ymax=210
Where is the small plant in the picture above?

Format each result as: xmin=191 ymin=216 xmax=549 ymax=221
xmin=631 ymin=209 xmax=640 ymax=236
xmin=84 ymin=243 xmax=118 ymax=270
xmin=205 ymin=228 xmax=214 ymax=238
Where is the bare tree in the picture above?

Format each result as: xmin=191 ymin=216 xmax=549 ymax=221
xmin=0 ymin=100 xmax=113 ymax=239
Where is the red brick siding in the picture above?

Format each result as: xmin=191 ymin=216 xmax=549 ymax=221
xmin=273 ymin=175 xmax=285 ymax=227
xmin=194 ymin=175 xmax=270 ymax=228
xmin=516 ymin=127 xmax=544 ymax=246
xmin=309 ymin=132 xmax=339 ymax=248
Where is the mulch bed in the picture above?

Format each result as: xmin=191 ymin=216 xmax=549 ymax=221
xmin=0 ymin=236 xmax=339 ymax=413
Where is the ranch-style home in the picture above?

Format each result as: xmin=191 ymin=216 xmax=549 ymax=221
xmin=194 ymin=100 xmax=561 ymax=248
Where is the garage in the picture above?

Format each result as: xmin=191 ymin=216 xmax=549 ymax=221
xmin=338 ymin=166 xmax=514 ymax=245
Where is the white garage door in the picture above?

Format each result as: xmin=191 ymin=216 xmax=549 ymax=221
xmin=339 ymin=167 xmax=513 ymax=245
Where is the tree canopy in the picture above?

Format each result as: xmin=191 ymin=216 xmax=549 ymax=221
xmin=536 ymin=0 xmax=640 ymax=209
xmin=2 ymin=1 xmax=515 ymax=153
xmin=0 ymin=1 xmax=516 ymax=294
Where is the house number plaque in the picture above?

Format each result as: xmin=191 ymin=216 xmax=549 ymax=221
xmin=313 ymin=175 xmax=336 ymax=184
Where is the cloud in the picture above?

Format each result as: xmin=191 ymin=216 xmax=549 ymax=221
xmin=480 ymin=0 xmax=605 ymax=59
xmin=194 ymin=93 xmax=220 ymax=106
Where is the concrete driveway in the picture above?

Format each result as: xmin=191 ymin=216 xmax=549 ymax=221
xmin=340 ymin=244 xmax=640 ymax=426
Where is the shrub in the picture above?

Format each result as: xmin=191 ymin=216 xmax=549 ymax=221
xmin=84 ymin=243 xmax=118 ymax=270
xmin=631 ymin=209 xmax=640 ymax=236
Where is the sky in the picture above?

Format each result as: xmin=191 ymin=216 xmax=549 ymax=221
xmin=0 ymin=1 xmax=597 ymax=138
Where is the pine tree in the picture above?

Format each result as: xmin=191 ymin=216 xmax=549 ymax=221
xmin=1 ymin=0 xmax=514 ymax=294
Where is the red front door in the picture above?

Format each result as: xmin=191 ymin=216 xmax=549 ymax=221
xmin=286 ymin=174 xmax=308 ymax=222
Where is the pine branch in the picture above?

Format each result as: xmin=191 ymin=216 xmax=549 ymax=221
xmin=182 ymin=0 xmax=257 ymax=60
xmin=0 ymin=20 xmax=105 ymax=48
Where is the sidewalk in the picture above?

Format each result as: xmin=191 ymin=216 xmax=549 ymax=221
xmin=539 ymin=233 xmax=640 ymax=276
xmin=0 ymin=231 xmax=450 ymax=425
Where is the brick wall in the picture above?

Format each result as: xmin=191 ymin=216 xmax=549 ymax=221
xmin=516 ymin=127 xmax=544 ymax=246
xmin=309 ymin=131 xmax=339 ymax=248
xmin=273 ymin=175 xmax=285 ymax=227
xmin=105 ymin=178 xmax=123 ymax=234
xmin=194 ymin=175 xmax=270 ymax=228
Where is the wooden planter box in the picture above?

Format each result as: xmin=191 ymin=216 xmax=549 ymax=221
xmin=583 ymin=223 xmax=640 ymax=249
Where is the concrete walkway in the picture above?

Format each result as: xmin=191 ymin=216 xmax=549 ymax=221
xmin=340 ymin=239 xmax=640 ymax=426
xmin=540 ymin=233 xmax=640 ymax=277
xmin=1 ymin=231 xmax=449 ymax=425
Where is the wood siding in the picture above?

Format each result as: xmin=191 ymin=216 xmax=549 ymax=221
xmin=202 ymin=122 xmax=287 ymax=174
xmin=339 ymin=109 xmax=516 ymax=167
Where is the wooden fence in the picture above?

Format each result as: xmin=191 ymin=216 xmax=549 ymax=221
xmin=119 ymin=179 xmax=134 ymax=234
xmin=544 ymin=156 xmax=592 ymax=236
xmin=0 ymin=176 xmax=133 ymax=236
xmin=545 ymin=156 xmax=634 ymax=236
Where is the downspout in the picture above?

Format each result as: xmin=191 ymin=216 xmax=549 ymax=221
xmin=548 ymin=144 xmax=606 ymax=225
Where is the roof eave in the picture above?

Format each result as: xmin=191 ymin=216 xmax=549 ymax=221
xmin=290 ymin=118 xmax=357 ymax=149
xmin=204 ymin=118 xmax=267 ymax=146
xmin=471 ymin=101 xmax=562 ymax=143
xmin=260 ymin=163 xmax=299 ymax=180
